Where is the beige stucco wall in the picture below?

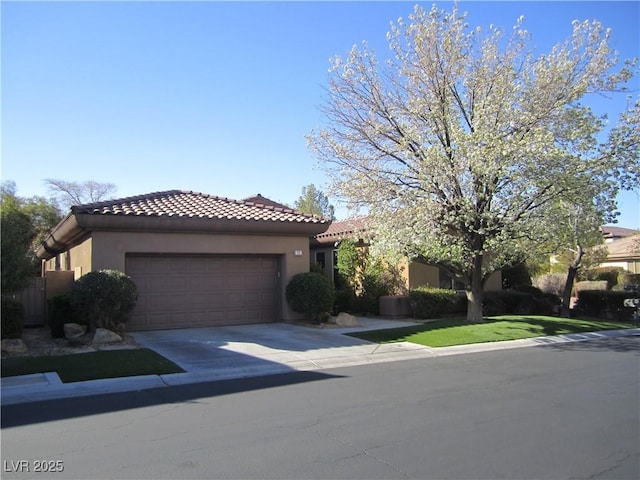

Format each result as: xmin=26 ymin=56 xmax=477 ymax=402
xmin=484 ymin=270 xmax=502 ymax=291
xmin=87 ymin=231 xmax=311 ymax=321
xmin=601 ymin=260 xmax=640 ymax=274
xmin=406 ymin=261 xmax=440 ymax=289
xmin=43 ymin=237 xmax=92 ymax=277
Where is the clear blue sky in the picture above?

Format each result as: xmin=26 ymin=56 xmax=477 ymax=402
xmin=2 ymin=1 xmax=639 ymax=226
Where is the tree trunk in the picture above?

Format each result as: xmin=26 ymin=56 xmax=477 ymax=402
xmin=561 ymin=244 xmax=584 ymax=318
xmin=465 ymin=254 xmax=485 ymax=323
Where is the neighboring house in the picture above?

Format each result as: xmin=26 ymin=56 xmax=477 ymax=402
xmin=600 ymin=225 xmax=639 ymax=243
xmin=599 ymin=233 xmax=640 ymax=274
xmin=36 ymin=190 xmax=330 ymax=331
xmin=309 ymin=218 xmax=502 ymax=292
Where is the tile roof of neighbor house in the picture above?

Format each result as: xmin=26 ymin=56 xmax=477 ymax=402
xmin=242 ymin=194 xmax=291 ymax=210
xmin=606 ymin=234 xmax=640 ymax=260
xmin=313 ymin=217 xmax=368 ymax=244
xmin=601 ymin=225 xmax=640 ymax=240
xmin=72 ymin=190 xmax=328 ymax=224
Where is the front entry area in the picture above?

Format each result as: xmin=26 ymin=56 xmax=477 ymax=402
xmin=126 ymin=255 xmax=280 ymax=331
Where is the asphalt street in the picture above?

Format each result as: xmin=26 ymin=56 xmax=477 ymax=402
xmin=2 ymin=336 xmax=639 ymax=479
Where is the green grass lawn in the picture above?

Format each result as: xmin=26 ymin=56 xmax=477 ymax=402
xmin=347 ymin=315 xmax=632 ymax=348
xmin=1 ymin=349 xmax=185 ymax=383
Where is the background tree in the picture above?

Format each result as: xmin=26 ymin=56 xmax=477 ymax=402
xmin=1 ymin=185 xmax=35 ymax=293
xmin=294 ymin=184 xmax=335 ymax=220
xmin=45 ymin=178 xmax=117 ymax=210
xmin=543 ymin=198 xmax=609 ymax=317
xmin=1 ymin=181 xmax=62 ymax=290
xmin=308 ymin=4 xmax=638 ymax=322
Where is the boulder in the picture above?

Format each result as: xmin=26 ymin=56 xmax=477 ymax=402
xmin=1 ymin=338 xmax=27 ymax=354
xmin=335 ymin=312 xmax=359 ymax=327
xmin=64 ymin=323 xmax=87 ymax=339
xmin=92 ymin=328 xmax=122 ymax=344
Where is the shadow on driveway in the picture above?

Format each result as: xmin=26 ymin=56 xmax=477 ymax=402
xmin=129 ymin=322 xmax=386 ymax=373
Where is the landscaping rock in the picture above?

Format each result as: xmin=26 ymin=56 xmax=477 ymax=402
xmin=335 ymin=312 xmax=359 ymax=327
xmin=93 ymin=328 xmax=122 ymax=344
xmin=64 ymin=323 xmax=87 ymax=339
xmin=1 ymin=338 xmax=27 ymax=355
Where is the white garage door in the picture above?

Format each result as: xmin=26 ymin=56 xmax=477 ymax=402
xmin=126 ymin=255 xmax=279 ymax=331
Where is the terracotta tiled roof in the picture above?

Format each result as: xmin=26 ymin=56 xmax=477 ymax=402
xmin=72 ymin=190 xmax=328 ymax=224
xmin=314 ymin=217 xmax=368 ymax=244
xmin=242 ymin=194 xmax=291 ymax=210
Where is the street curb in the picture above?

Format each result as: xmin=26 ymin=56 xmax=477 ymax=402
xmin=2 ymin=328 xmax=638 ymax=406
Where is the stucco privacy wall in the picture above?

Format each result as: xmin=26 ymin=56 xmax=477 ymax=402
xmin=43 ymin=238 xmax=91 ymax=276
xmin=402 ymin=260 xmax=501 ymax=291
xmin=74 ymin=231 xmax=311 ymax=321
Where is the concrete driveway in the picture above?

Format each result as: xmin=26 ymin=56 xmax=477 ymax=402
xmin=130 ymin=318 xmax=427 ymax=380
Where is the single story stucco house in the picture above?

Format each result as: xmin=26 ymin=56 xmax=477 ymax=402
xmin=37 ymin=190 xmax=331 ymax=331
xmin=310 ymin=217 xmax=502 ymax=292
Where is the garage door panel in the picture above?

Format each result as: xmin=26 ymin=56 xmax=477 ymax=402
xmin=126 ymin=255 xmax=279 ymax=330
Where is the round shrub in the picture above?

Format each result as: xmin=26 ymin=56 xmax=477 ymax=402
xmin=1 ymin=296 xmax=25 ymax=339
xmin=502 ymin=263 xmax=532 ymax=290
xmin=48 ymin=292 xmax=81 ymax=338
xmin=70 ymin=270 xmax=138 ymax=332
xmin=286 ymin=272 xmax=334 ymax=323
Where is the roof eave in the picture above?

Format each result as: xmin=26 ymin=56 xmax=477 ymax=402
xmin=37 ymin=214 xmax=332 ymax=259
xmin=36 ymin=214 xmax=84 ymax=260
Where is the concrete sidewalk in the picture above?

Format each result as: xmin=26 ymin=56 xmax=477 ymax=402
xmin=2 ymin=318 xmax=638 ymax=406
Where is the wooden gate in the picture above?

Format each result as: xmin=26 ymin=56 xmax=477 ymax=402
xmin=17 ymin=277 xmax=46 ymax=326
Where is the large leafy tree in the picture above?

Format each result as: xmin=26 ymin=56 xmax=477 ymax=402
xmin=294 ymin=184 xmax=336 ymax=220
xmin=308 ymin=4 xmax=639 ymax=322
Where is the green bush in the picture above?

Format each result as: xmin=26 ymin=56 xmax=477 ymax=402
xmin=286 ymin=272 xmax=335 ymax=323
xmin=483 ymin=291 xmax=539 ymax=316
xmin=576 ymin=290 xmax=638 ymax=321
xmin=48 ymin=292 xmax=81 ymax=338
xmin=409 ymin=287 xmax=465 ymax=319
xmin=587 ymin=267 xmax=624 ymax=288
xmin=1 ymin=297 xmax=25 ymax=339
xmin=512 ymin=285 xmax=560 ymax=315
xmin=334 ymin=241 xmax=402 ymax=315
xmin=353 ymin=261 xmax=389 ymax=315
xmin=502 ymin=263 xmax=532 ymax=290
xmin=618 ymin=272 xmax=640 ymax=291
xmin=69 ymin=270 xmax=138 ymax=332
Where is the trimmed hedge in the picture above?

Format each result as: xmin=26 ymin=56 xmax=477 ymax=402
xmin=482 ymin=290 xmax=559 ymax=316
xmin=575 ymin=280 xmax=608 ymax=292
xmin=409 ymin=287 xmax=561 ymax=319
xmin=409 ymin=288 xmax=466 ymax=319
xmin=1 ymin=297 xmax=25 ymax=339
xmin=286 ymin=272 xmax=335 ymax=323
xmin=575 ymin=290 xmax=638 ymax=322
